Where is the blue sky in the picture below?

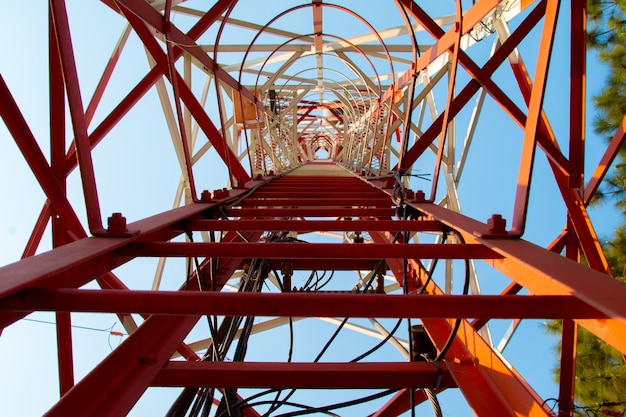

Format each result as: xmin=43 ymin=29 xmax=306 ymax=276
xmin=0 ymin=1 xmax=622 ymax=416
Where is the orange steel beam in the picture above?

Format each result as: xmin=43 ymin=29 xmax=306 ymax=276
xmin=398 ymin=0 xmax=573 ymax=174
xmin=414 ymin=202 xmax=626 ymax=353
xmin=506 ymin=59 xmax=609 ymax=273
xmin=370 ymin=231 xmax=552 ymax=416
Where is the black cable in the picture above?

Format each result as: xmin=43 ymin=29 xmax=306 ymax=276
xmin=314 ymin=270 xmax=335 ymax=290
xmin=273 ymin=389 xmax=398 ymax=417
xmin=267 ymin=316 xmax=295 ymax=415
xmin=240 ymin=399 xmax=340 ymax=417
xmin=418 ymin=231 xmax=448 ymax=294
xmin=349 ymin=318 xmax=404 ymax=363
xmin=435 ymin=232 xmax=470 ymax=361
xmin=401 ymin=230 xmax=417 ymax=417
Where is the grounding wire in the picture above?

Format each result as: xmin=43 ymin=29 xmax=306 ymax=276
xmin=272 ymin=389 xmax=398 ymax=417
xmin=239 ymin=400 xmax=340 ymax=417
xmin=434 ymin=231 xmax=470 ymax=362
xmin=417 ymin=231 xmax=448 ymax=295
xmin=424 ymin=388 xmax=443 ymax=417
xmin=349 ymin=317 xmax=404 ymax=363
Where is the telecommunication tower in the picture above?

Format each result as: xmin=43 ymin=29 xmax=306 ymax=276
xmin=1 ymin=1 xmax=625 ymax=416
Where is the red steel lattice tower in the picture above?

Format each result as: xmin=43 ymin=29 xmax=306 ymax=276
xmin=1 ymin=0 xmax=626 ymax=416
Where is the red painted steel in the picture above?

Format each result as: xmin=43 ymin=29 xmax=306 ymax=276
xmin=2 ymin=290 xmax=603 ymax=319
xmin=1 ymin=1 xmax=625 ymax=416
xmin=50 ymin=0 xmax=104 ymax=233
xmin=152 ymin=362 xmax=456 ymax=389
xmin=416 ymin=203 xmax=626 ymax=353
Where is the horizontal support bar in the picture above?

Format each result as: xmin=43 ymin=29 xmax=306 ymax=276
xmin=249 ymin=190 xmax=386 ymax=197
xmin=237 ymin=197 xmax=392 ymax=207
xmin=118 ymin=242 xmax=500 ymax=260
xmin=152 ymin=361 xmax=456 ymax=389
xmin=223 ymin=207 xmax=397 ymax=217
xmin=265 ymin=259 xmax=383 ymax=271
xmin=3 ymin=289 xmax=604 ymax=319
xmin=185 ymin=219 xmax=445 ymax=232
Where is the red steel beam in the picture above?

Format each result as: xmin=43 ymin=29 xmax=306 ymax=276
xmin=116 ymin=2 xmax=250 ymax=185
xmin=55 ymin=312 xmax=74 ymax=396
xmin=396 ymin=0 xmax=498 ymax=91
xmin=223 ymin=207 xmax=397 ymax=217
xmin=569 ymin=0 xmax=586 ymax=189
xmin=251 ymin=187 xmax=383 ymax=194
xmin=237 ymin=197 xmax=392 ymax=206
xmin=584 ymin=114 xmax=626 ymax=204
xmin=50 ymin=0 xmax=104 ymax=233
xmin=49 ymin=6 xmax=74 ymax=392
xmin=119 ymin=242 xmax=501 ymax=260
xmin=557 ymin=319 xmax=577 ymax=417
xmin=0 ymin=203 xmax=212 ymax=301
xmin=46 ymin=314 xmax=200 ymax=417
xmin=2 ymin=289 xmax=603 ymax=319
xmin=22 ymin=202 xmax=52 ymax=259
xmin=152 ymin=361 xmax=456 ymax=389
xmin=185 ymin=219 xmax=445 ymax=232
xmin=64 ymin=0 xmax=245 ymax=180
xmin=113 ymin=0 xmax=261 ymax=110
xmin=0 ymin=75 xmax=86 ymax=237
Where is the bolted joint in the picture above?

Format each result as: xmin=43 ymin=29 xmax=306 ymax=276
xmin=487 ymin=214 xmax=507 ymax=235
xmin=200 ymin=190 xmax=213 ymax=202
xmin=107 ymin=212 xmax=127 ymax=233
xmin=413 ymin=190 xmax=426 ymax=203
xmin=212 ymin=188 xmax=230 ymax=200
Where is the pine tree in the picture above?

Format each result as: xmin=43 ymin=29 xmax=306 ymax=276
xmin=587 ymin=0 xmax=626 ymax=205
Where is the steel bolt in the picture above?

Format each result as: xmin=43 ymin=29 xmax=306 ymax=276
xmin=200 ymin=190 xmax=212 ymax=202
xmin=107 ymin=212 xmax=127 ymax=233
xmin=487 ymin=214 xmax=507 ymax=235
xmin=414 ymin=190 xmax=426 ymax=202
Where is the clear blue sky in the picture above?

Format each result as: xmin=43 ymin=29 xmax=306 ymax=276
xmin=0 ymin=1 xmax=621 ymax=416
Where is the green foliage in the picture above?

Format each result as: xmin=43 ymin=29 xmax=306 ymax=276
xmin=587 ymin=0 xmax=626 ymax=137
xmin=575 ymin=327 xmax=626 ymax=408
xmin=546 ymin=322 xmax=626 ymax=413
